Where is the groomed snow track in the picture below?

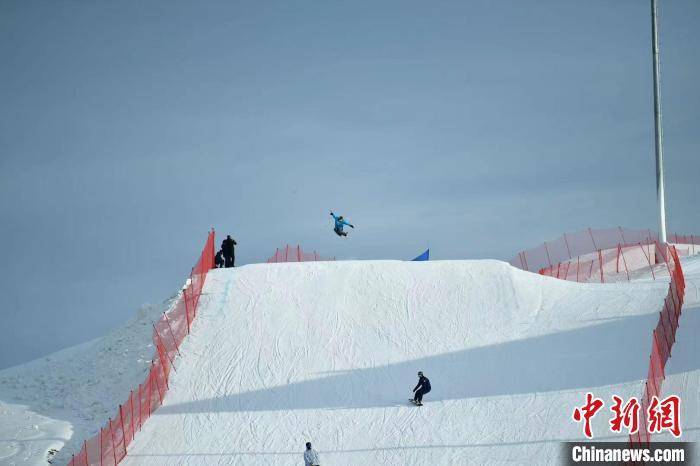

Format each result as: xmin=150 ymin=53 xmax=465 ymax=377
xmin=116 ymin=259 xmax=699 ymax=465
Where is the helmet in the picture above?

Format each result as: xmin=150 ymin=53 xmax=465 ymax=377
xmin=417 ymin=371 xmax=423 ymax=376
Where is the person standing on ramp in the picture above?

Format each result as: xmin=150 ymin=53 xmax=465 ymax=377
xmin=214 ymin=249 xmax=224 ymax=268
xmin=221 ymin=235 xmax=237 ymax=268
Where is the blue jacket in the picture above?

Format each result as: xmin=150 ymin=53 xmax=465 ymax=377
xmin=331 ymin=213 xmax=352 ymax=230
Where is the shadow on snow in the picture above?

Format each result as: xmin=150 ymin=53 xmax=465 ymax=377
xmin=156 ymin=307 xmax=700 ymax=415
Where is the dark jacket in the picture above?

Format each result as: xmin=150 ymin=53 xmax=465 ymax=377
xmin=414 ymin=376 xmax=431 ymax=392
xmin=222 ymin=237 xmax=237 ymax=256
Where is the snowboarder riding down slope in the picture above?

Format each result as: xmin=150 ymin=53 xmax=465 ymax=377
xmin=330 ymin=211 xmax=354 ymax=237
xmin=412 ymin=371 xmax=431 ymax=406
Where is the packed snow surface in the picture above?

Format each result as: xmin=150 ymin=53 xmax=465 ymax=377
xmin=121 ymin=259 xmax=699 ymax=465
xmin=1 ymin=258 xmax=699 ymax=465
xmin=0 ymin=299 xmax=175 ymax=465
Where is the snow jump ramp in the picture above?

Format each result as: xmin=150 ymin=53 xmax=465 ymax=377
xmin=119 ymin=259 xmax=700 ymax=465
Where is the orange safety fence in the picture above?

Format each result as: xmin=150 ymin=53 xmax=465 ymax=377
xmin=629 ymin=245 xmax=686 ymax=449
xmin=266 ymin=244 xmax=335 ymax=263
xmin=516 ymin=230 xmax=689 ymax=451
xmin=67 ymin=229 xmax=216 ymax=466
xmin=510 ymin=227 xmax=698 ymax=283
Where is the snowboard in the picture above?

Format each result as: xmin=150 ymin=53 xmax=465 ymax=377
xmin=409 ymin=399 xmax=423 ymax=406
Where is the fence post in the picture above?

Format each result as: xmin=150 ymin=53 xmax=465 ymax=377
xmin=692 ymin=235 xmax=696 ymax=255
xmin=669 ymin=281 xmax=679 ymax=315
xmin=588 ymin=228 xmax=599 ymax=251
xmin=210 ymin=229 xmax=216 ymax=270
xmin=119 ymin=404 xmax=127 ymax=456
xmin=619 ymin=245 xmax=630 ymax=281
xmin=184 ymin=288 xmax=191 ymax=334
xmin=672 ymin=284 xmax=682 ymax=323
xmin=544 ymin=242 xmax=553 ymax=268
xmin=652 ymin=331 xmax=665 ymax=388
xmin=665 ymin=300 xmax=676 ymax=349
xmin=670 ymin=293 xmax=680 ymax=334
xmin=598 ymin=250 xmax=604 ymax=283
xmin=130 ymin=390 xmax=135 ymax=442
xmin=138 ymin=384 xmax=142 ymax=431
xmin=152 ymin=362 xmax=163 ymax=405
xmin=156 ymin=329 xmax=175 ymax=381
xmin=154 ymin=358 xmax=167 ymax=401
xmin=163 ymin=312 xmax=182 ymax=356
xmin=99 ymin=427 xmax=103 ymax=466
xmin=563 ymin=233 xmax=572 ymax=259
xmin=285 ymin=245 xmax=289 ymax=262
xmin=145 ymin=371 xmax=151 ymax=418
xmin=154 ymin=324 xmax=176 ymax=376
xmin=617 ymin=226 xmax=627 ymax=245
xmin=657 ymin=241 xmax=672 ymax=276
xmin=639 ymin=242 xmax=656 ymax=280
xmin=109 ymin=418 xmax=117 ymax=466
xmin=658 ymin=310 xmax=671 ymax=360
xmin=83 ymin=440 xmax=88 ymax=466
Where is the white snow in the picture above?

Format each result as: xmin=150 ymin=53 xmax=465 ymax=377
xmin=1 ymin=257 xmax=699 ymax=465
xmin=0 ymin=297 xmax=179 ymax=465
xmin=120 ymin=259 xmax=698 ymax=465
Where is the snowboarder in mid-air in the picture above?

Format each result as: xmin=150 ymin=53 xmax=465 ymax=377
xmin=411 ymin=371 xmax=431 ymax=406
xmin=330 ymin=211 xmax=354 ymax=237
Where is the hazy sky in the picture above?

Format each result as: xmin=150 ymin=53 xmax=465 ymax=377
xmin=1 ymin=0 xmax=698 ymax=369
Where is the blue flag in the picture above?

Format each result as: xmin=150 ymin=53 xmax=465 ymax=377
xmin=412 ymin=249 xmax=429 ymax=261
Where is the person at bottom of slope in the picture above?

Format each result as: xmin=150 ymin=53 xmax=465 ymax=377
xmin=304 ymin=442 xmax=321 ymax=466
xmin=330 ymin=211 xmax=354 ymax=237
xmin=412 ymin=371 xmax=431 ymax=406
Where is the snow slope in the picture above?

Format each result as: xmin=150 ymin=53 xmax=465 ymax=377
xmin=0 ymin=296 xmax=178 ymax=466
xmin=115 ymin=259 xmax=699 ymax=465
xmin=2 ymin=258 xmax=698 ymax=466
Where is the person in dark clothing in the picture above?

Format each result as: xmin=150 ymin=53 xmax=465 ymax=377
xmin=215 ymin=250 xmax=225 ymax=268
xmin=221 ymin=235 xmax=237 ymax=268
xmin=412 ymin=371 xmax=431 ymax=405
